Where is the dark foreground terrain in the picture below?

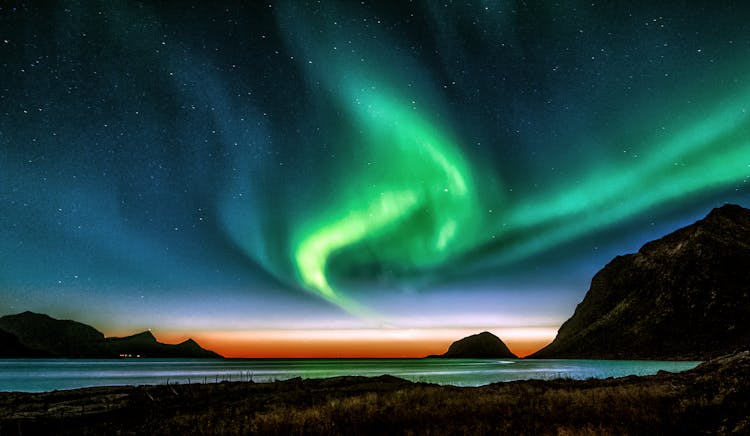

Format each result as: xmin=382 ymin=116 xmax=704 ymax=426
xmin=1 ymin=352 xmax=748 ymax=435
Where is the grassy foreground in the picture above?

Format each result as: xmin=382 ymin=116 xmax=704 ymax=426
xmin=1 ymin=352 xmax=748 ymax=435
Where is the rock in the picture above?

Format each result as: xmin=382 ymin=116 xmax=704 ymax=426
xmin=431 ymin=331 xmax=517 ymax=358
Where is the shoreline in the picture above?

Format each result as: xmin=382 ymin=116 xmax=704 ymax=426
xmin=1 ymin=352 xmax=747 ymax=435
xmin=0 ymin=357 xmax=702 ymax=393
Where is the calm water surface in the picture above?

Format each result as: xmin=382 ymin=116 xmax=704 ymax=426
xmin=0 ymin=358 xmax=701 ymax=392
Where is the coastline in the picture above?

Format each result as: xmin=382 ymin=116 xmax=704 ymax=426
xmin=0 ymin=357 xmax=701 ymax=393
xmin=1 ymin=352 xmax=747 ymax=435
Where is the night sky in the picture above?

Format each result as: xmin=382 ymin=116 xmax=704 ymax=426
xmin=2 ymin=1 xmax=749 ymax=357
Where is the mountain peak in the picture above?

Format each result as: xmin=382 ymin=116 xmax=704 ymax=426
xmin=13 ymin=311 xmax=54 ymax=321
xmin=176 ymin=338 xmax=202 ymax=351
xmin=105 ymin=330 xmax=159 ymax=347
xmin=0 ymin=311 xmax=106 ymax=357
xmin=531 ymin=204 xmax=750 ymax=360
xmin=700 ymin=203 xmax=750 ymax=231
xmin=706 ymin=203 xmax=748 ymax=218
xmin=132 ymin=330 xmax=157 ymax=341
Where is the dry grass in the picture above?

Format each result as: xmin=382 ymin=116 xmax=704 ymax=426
xmin=145 ymin=375 xmax=741 ymax=435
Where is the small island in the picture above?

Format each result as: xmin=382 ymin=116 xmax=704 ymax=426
xmin=428 ymin=331 xmax=518 ymax=358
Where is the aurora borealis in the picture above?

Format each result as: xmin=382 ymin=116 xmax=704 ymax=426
xmin=2 ymin=1 xmax=749 ymax=357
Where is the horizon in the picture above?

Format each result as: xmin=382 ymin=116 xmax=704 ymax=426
xmin=1 ymin=309 xmax=553 ymax=358
xmin=2 ymin=2 xmax=749 ymax=359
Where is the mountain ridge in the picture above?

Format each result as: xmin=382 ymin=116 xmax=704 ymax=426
xmin=0 ymin=312 xmax=222 ymax=358
xmin=531 ymin=204 xmax=750 ymax=360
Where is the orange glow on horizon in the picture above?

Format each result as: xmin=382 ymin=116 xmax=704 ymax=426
xmin=150 ymin=328 xmax=556 ymax=358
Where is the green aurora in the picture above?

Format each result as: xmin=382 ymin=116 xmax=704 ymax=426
xmin=2 ymin=1 xmax=749 ymax=332
xmin=278 ymin=3 xmax=750 ymax=315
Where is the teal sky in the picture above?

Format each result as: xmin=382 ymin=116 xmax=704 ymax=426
xmin=1 ymin=2 xmax=748 ymax=354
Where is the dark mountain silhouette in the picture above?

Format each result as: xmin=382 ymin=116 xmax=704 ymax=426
xmin=0 ymin=311 xmax=107 ymax=357
xmin=0 ymin=328 xmax=50 ymax=358
xmin=430 ymin=331 xmax=517 ymax=358
xmin=104 ymin=331 xmax=221 ymax=358
xmin=531 ymin=204 xmax=750 ymax=360
xmin=172 ymin=338 xmax=221 ymax=358
xmin=0 ymin=312 xmax=222 ymax=358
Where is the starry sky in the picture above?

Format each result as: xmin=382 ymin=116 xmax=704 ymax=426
xmin=1 ymin=1 xmax=749 ymax=357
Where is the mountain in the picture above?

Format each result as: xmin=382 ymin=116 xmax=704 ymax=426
xmin=0 ymin=311 xmax=107 ymax=357
xmin=171 ymin=338 xmax=223 ymax=358
xmin=0 ymin=312 xmax=222 ymax=358
xmin=531 ymin=204 xmax=750 ymax=360
xmin=430 ymin=331 xmax=518 ymax=358
xmin=104 ymin=331 xmax=221 ymax=358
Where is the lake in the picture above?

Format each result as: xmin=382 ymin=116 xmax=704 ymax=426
xmin=0 ymin=358 xmax=701 ymax=392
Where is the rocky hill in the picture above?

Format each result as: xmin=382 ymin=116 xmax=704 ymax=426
xmin=430 ymin=331 xmax=517 ymax=358
xmin=104 ymin=331 xmax=221 ymax=358
xmin=531 ymin=204 xmax=750 ymax=360
xmin=0 ymin=312 xmax=221 ymax=358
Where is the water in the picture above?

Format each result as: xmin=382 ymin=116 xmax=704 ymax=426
xmin=0 ymin=358 xmax=701 ymax=393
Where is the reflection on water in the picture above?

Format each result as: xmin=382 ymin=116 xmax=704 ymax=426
xmin=0 ymin=358 xmax=700 ymax=392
